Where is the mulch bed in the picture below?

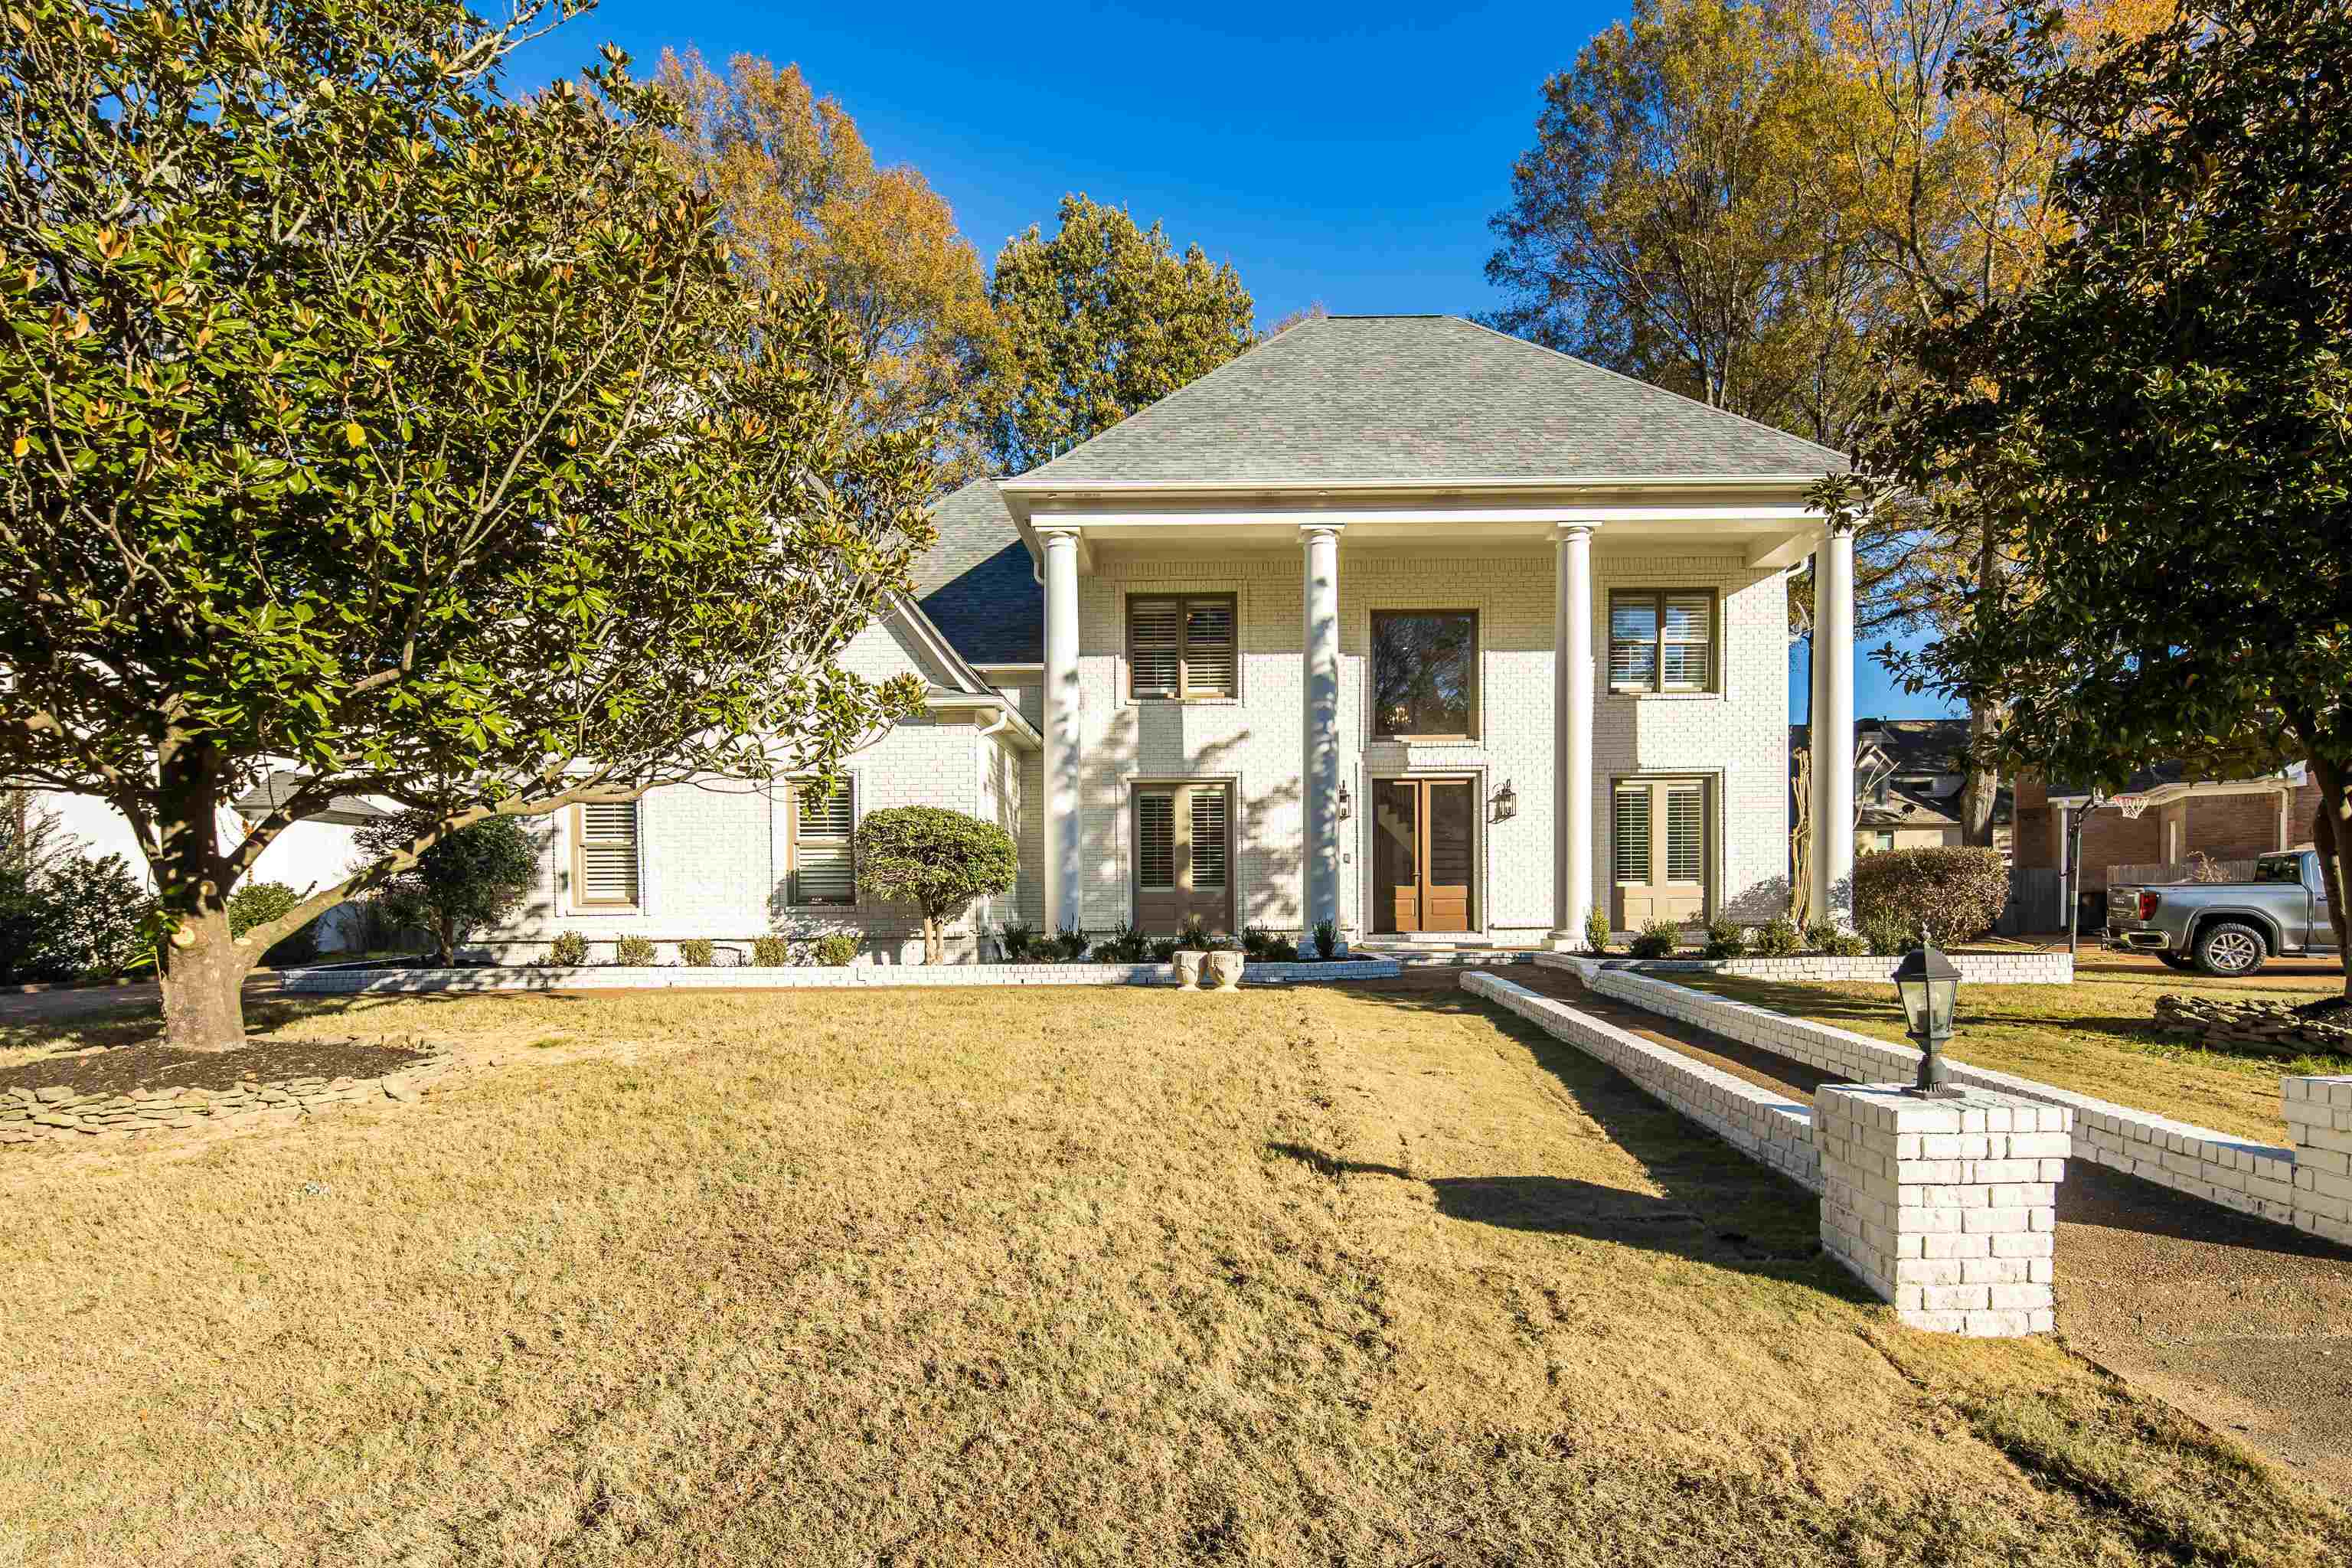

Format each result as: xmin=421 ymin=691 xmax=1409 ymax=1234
xmin=0 ymin=1037 xmax=431 ymax=1100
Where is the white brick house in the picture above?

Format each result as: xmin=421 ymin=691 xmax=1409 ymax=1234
xmin=479 ymin=314 xmax=1861 ymax=962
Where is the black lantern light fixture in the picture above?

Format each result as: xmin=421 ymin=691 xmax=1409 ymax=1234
xmin=1491 ymin=778 xmax=1518 ymax=822
xmin=1890 ymin=924 xmax=1961 ymax=1095
xmin=1337 ymin=779 xmax=1354 ymax=822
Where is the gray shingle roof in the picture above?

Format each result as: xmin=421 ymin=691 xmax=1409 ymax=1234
xmin=1011 ymin=315 xmax=1851 ymax=488
xmin=231 ymin=769 xmax=387 ymax=825
xmin=915 ymin=479 xmax=1041 ymax=665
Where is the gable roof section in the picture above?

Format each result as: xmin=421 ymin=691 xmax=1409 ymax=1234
xmin=916 ymin=479 xmax=1042 ymax=665
xmin=1008 ymin=315 xmax=1850 ymax=490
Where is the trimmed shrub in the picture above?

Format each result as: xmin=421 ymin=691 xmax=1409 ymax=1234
xmin=1148 ymin=936 xmax=1181 ymax=963
xmin=227 ymin=880 xmax=301 ymax=939
xmin=751 ymin=934 xmax=791 ymax=967
xmin=1259 ymin=933 xmax=1299 ymax=962
xmin=1702 ymin=916 xmax=1746 ymax=959
xmin=850 ymin=805 xmax=1018 ymax=965
xmin=1852 ymin=846 xmax=2009 ymax=946
xmin=1312 ymin=918 xmax=1338 ymax=960
xmin=1629 ymin=920 xmax=1681 ymax=959
xmin=997 ymin=921 xmax=1037 ymax=962
xmin=1584 ymin=906 xmax=1610 ymax=955
xmin=679 ymin=938 xmax=715 ymax=967
xmin=1820 ymin=928 xmax=1872 ymax=957
xmin=1802 ymin=920 xmax=1838 ymax=952
xmin=614 ymin=935 xmax=656 ymax=966
xmin=0 ymin=855 xmax=156 ymax=982
xmin=355 ymin=811 xmax=537 ymax=966
xmin=1047 ymin=924 xmax=1089 ymax=962
xmin=1753 ymin=915 xmax=1801 ymax=957
xmin=1859 ymin=910 xmax=1912 ymax=959
xmin=1095 ymin=922 xmax=1150 ymax=962
xmin=812 ymin=932 xmax=860 ymax=966
xmin=546 ymin=931 xmax=589 ymax=967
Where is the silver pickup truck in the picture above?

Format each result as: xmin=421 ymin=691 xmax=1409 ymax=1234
xmin=2105 ymin=849 xmax=2341 ymax=975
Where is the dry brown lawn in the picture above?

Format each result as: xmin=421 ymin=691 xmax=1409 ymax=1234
xmin=1674 ymin=962 xmax=2349 ymax=1144
xmin=3 ymin=982 xmax=2346 ymax=1566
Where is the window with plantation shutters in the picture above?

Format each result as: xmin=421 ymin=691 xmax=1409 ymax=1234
xmin=1128 ymin=594 xmax=1236 ymax=699
xmin=1132 ymin=782 xmax=1233 ymax=931
xmin=574 ymin=801 xmax=640 ymax=908
xmin=790 ymin=779 xmax=856 ymax=906
xmin=1189 ymin=789 xmax=1228 ymax=890
xmin=1137 ymin=792 xmax=1177 ymax=890
xmin=1665 ymin=783 xmax=1704 ymax=883
xmin=1612 ymin=786 xmax=1651 ymax=884
xmin=1608 ymin=590 xmax=1718 ymax=693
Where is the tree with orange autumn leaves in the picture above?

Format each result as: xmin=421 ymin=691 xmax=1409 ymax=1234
xmin=1488 ymin=0 xmax=2173 ymax=847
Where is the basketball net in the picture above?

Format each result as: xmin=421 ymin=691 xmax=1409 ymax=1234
xmin=2112 ymin=794 xmax=2151 ymax=820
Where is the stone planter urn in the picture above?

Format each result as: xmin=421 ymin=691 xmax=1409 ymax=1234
xmin=1204 ymin=951 xmax=1244 ymax=991
xmin=1173 ymin=949 xmax=1207 ymax=988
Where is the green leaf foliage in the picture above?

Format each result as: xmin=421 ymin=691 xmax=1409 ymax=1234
xmin=969 ymin=194 xmax=1255 ymax=473
xmin=0 ymin=2 xmax=941 ymax=1038
xmin=1844 ymin=0 xmax=2352 ymax=982
xmin=1851 ymin=847 xmax=2008 ymax=946
xmin=851 ymin=805 xmax=1015 ymax=964
xmin=354 ymin=808 xmax=537 ymax=965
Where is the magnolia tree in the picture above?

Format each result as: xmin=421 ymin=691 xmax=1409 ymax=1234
xmin=0 ymin=1 xmax=936 ymax=1047
xmin=850 ymin=805 xmax=1017 ymax=965
xmin=1834 ymin=0 xmax=2352 ymax=994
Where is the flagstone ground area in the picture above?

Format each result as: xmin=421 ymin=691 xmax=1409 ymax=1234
xmin=2 ymin=982 xmax=2345 ymax=1566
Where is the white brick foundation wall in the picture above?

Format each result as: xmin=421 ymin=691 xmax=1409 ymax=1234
xmin=1816 ymin=1084 xmax=2069 ymax=1335
xmin=1628 ymin=952 xmax=2073 ymax=985
xmin=282 ymin=958 xmax=1400 ymax=995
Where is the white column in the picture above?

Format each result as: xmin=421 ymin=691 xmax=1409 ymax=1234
xmin=1300 ymin=524 xmax=1343 ymax=944
xmin=1551 ymin=524 xmax=1597 ymax=948
xmin=1811 ymin=521 xmax=1857 ymax=923
xmin=1040 ymin=527 xmax=1083 ymax=936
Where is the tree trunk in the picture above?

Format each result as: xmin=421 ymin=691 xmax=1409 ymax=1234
xmin=152 ymin=738 xmax=253 ymax=1050
xmin=2308 ymin=755 xmax=2352 ymax=1001
xmin=1961 ymin=700 xmax=2001 ymax=848
xmin=921 ymin=913 xmax=942 ymax=966
xmin=436 ymin=916 xmax=459 ymax=969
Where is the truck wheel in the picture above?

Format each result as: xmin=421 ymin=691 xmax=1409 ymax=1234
xmin=2193 ymin=921 xmax=2268 ymax=978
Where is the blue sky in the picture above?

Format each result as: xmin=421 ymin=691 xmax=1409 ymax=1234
xmin=503 ymin=1 xmax=1954 ymax=720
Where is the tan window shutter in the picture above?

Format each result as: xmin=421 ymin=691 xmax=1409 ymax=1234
xmin=1181 ymin=598 xmax=1236 ymax=697
xmin=1137 ymin=792 xmax=1177 ymax=890
xmin=575 ymin=802 xmax=640 ymax=907
xmin=1189 ymin=789 xmax=1229 ymax=889
xmin=1129 ymin=598 xmax=1181 ymax=698
xmin=1612 ymin=786 xmax=1651 ymax=883
xmin=1665 ymin=782 xmax=1705 ymax=883
xmin=792 ymin=779 xmax=857 ymax=906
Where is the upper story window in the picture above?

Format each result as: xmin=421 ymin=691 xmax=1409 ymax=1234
xmin=573 ymin=801 xmax=640 ymax=909
xmin=1128 ymin=594 xmax=1236 ymax=700
xmin=791 ymin=779 xmax=857 ymax=906
xmin=1609 ymin=590 xmax=1717 ymax=694
xmin=1371 ymin=609 xmax=1478 ymax=740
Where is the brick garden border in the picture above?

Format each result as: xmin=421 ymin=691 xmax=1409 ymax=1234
xmin=279 ymin=958 xmax=1402 ymax=995
xmin=1 ymin=1048 xmax=456 ymax=1150
xmin=1617 ymin=951 xmax=2073 ymax=985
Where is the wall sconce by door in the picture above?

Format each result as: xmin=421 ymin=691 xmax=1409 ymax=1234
xmin=1491 ymin=779 xmax=1517 ymax=822
xmin=1337 ymin=779 xmax=1354 ymax=822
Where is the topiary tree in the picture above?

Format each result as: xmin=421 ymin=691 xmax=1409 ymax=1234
xmin=354 ymin=811 xmax=538 ymax=968
xmin=1852 ymin=847 xmax=2007 ymax=946
xmin=0 ymin=2 xmax=937 ymax=1047
xmin=850 ymin=805 xmax=1017 ymax=965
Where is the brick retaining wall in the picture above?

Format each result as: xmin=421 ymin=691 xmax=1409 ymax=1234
xmin=1623 ymin=951 xmax=2073 ymax=985
xmin=282 ymin=959 xmax=1401 ymax=995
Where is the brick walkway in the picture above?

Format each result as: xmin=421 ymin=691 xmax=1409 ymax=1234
xmin=1485 ymin=964 xmax=2352 ymax=1495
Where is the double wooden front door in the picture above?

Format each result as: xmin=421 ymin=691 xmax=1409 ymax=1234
xmin=1374 ymin=777 xmax=1475 ymax=933
xmin=1612 ymin=777 xmax=1709 ymax=929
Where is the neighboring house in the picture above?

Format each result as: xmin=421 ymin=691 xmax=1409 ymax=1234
xmin=2015 ymin=762 xmax=2319 ymax=897
xmin=1794 ymin=717 xmax=2012 ymax=858
xmin=475 ymin=312 xmax=1863 ymax=961
xmin=21 ymin=770 xmax=390 ymax=953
